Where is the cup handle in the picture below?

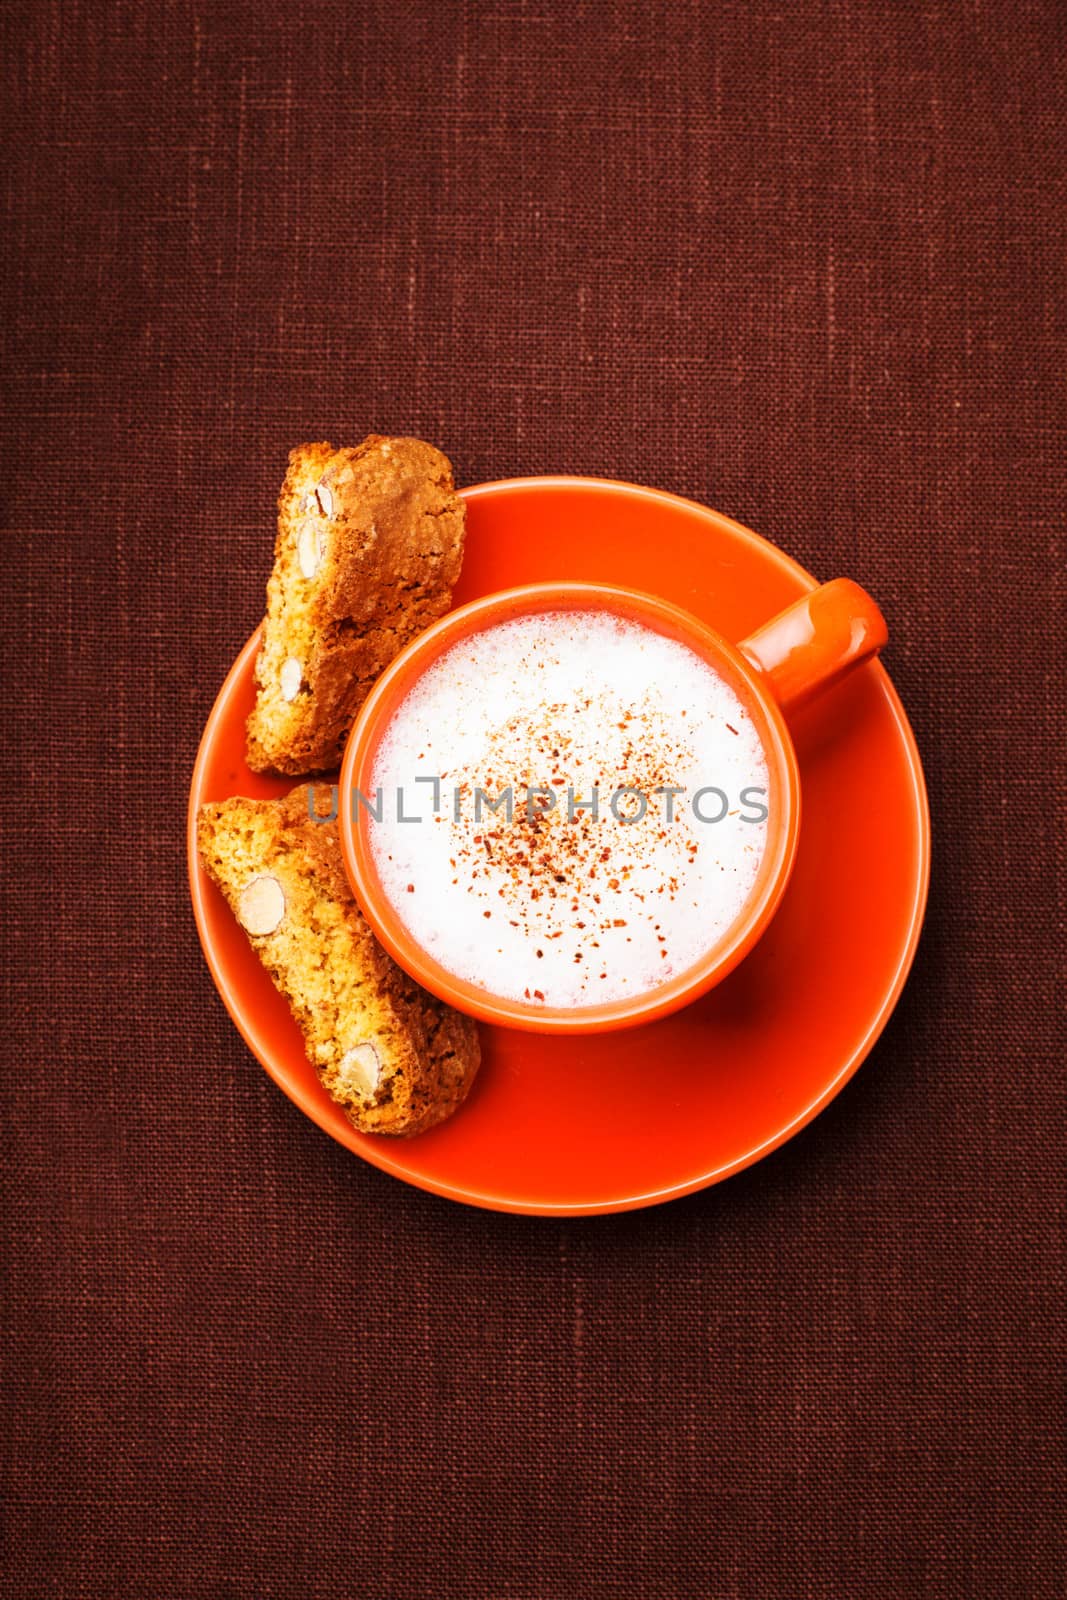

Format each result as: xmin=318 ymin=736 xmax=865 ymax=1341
xmin=738 ymin=578 xmax=888 ymax=713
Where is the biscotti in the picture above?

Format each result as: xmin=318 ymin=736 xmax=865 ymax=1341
xmin=245 ymin=435 xmax=467 ymax=775
xmin=197 ymin=786 xmax=480 ymax=1137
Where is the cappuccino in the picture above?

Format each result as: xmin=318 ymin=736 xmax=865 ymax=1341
xmin=368 ymin=610 xmax=768 ymax=1008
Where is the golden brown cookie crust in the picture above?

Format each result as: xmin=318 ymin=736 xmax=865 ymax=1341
xmin=197 ymin=785 xmax=480 ymax=1137
xmin=245 ymin=436 xmax=467 ymax=775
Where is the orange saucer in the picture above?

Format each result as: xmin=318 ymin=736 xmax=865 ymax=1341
xmin=187 ymin=477 xmax=930 ymax=1215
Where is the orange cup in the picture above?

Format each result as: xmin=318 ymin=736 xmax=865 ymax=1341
xmin=339 ymin=578 xmax=887 ymax=1033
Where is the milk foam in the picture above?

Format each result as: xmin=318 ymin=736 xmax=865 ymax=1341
xmin=370 ymin=610 xmax=768 ymax=1008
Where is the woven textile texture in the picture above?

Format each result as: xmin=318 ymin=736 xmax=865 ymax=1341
xmin=2 ymin=1 xmax=1063 ymax=1596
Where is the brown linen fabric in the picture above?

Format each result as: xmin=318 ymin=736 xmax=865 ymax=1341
xmin=2 ymin=2 xmax=1063 ymax=1596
